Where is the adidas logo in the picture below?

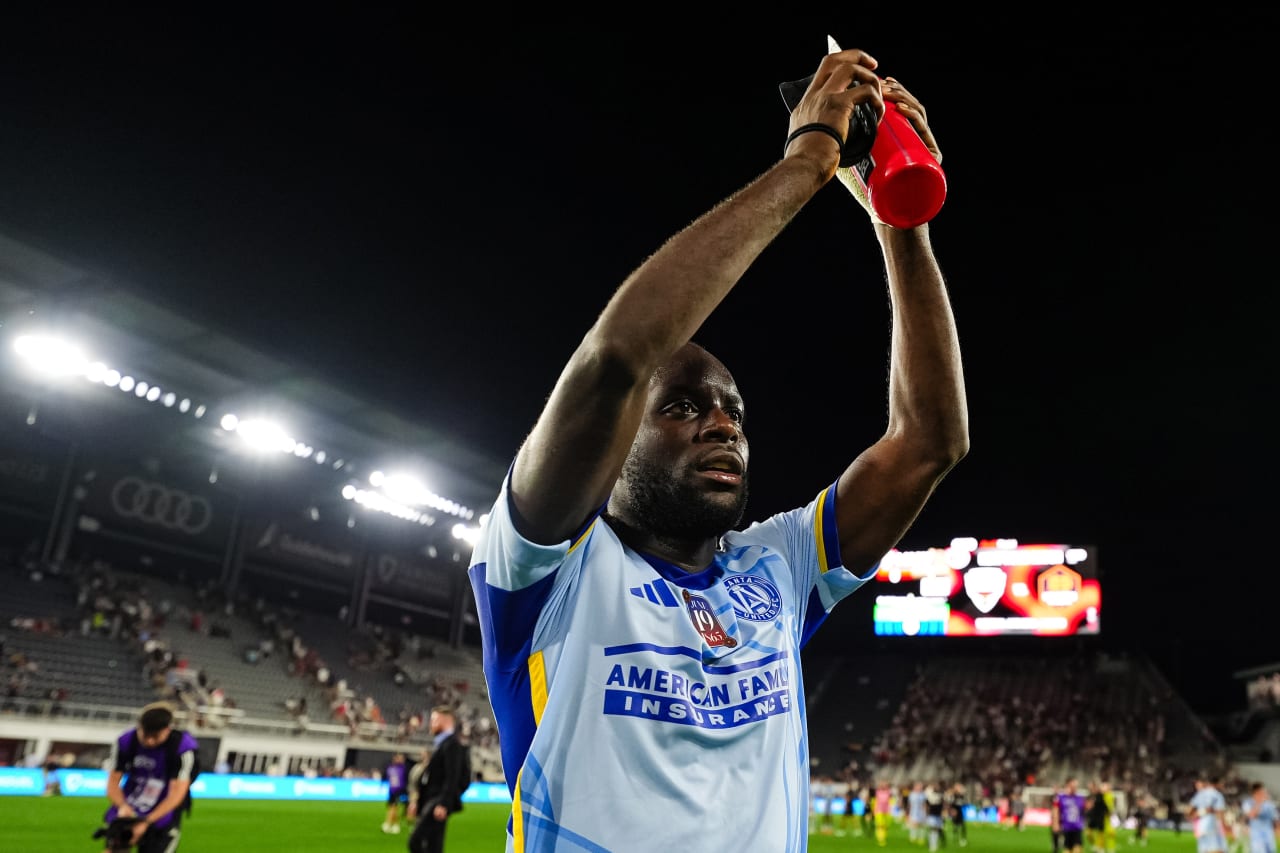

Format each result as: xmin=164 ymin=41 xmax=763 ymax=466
xmin=629 ymin=578 xmax=681 ymax=607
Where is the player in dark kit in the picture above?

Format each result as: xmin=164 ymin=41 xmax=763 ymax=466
xmin=949 ymin=782 xmax=969 ymax=847
xmin=383 ymin=752 xmax=410 ymax=834
xmin=98 ymin=701 xmax=199 ymax=853
xmin=1053 ymin=778 xmax=1088 ymax=853
xmin=1085 ymin=780 xmax=1110 ymax=853
xmin=926 ymin=782 xmax=948 ymax=851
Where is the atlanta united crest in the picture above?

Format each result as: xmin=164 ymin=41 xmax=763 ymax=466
xmin=724 ymin=575 xmax=782 ymax=622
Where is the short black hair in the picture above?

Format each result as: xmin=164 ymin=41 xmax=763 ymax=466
xmin=138 ymin=701 xmax=175 ymax=735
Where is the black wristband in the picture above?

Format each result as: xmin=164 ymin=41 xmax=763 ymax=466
xmin=784 ymin=123 xmax=844 ymax=161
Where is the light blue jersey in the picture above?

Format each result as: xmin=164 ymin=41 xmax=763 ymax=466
xmin=909 ymin=789 xmax=927 ymax=822
xmin=1190 ymin=785 xmax=1228 ymax=852
xmin=469 ymin=472 xmax=871 ymax=852
xmin=1247 ymin=795 xmax=1277 ymax=853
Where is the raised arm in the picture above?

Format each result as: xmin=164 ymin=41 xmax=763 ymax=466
xmin=832 ymin=77 xmax=970 ymax=576
xmin=510 ymin=49 xmax=887 ymax=545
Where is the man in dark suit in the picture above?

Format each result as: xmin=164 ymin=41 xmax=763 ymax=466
xmin=407 ymin=705 xmax=471 ymax=853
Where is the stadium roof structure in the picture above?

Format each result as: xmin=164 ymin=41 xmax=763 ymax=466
xmin=0 ymin=230 xmax=508 ymax=522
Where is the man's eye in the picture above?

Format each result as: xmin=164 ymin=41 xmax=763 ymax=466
xmin=726 ymin=409 xmax=744 ymax=423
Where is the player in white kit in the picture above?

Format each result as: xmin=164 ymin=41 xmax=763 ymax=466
xmin=468 ymin=41 xmax=968 ymax=853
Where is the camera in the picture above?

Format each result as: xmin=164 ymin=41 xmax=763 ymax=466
xmin=92 ymin=816 xmax=143 ymax=851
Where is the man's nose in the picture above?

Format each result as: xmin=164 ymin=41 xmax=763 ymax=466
xmin=700 ymin=410 xmax=740 ymax=442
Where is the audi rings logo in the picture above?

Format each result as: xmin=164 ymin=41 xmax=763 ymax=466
xmin=109 ymin=476 xmax=213 ymax=535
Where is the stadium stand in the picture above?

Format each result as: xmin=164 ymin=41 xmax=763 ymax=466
xmin=802 ymin=643 xmax=1247 ymax=813
xmin=1 ymin=556 xmax=156 ymax=711
xmin=0 ymin=229 xmax=509 ymax=777
xmin=804 ymin=650 xmax=920 ymax=780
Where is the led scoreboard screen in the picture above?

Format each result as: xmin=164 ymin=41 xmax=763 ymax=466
xmin=872 ymin=538 xmax=1100 ymax=637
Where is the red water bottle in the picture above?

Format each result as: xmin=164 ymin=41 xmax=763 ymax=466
xmin=863 ymin=100 xmax=947 ymax=229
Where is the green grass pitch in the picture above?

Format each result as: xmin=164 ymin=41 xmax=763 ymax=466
xmin=0 ymin=796 xmax=1190 ymax=852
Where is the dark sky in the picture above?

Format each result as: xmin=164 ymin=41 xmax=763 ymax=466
xmin=1 ymin=11 xmax=1277 ymax=711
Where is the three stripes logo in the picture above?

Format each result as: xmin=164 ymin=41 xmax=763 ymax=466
xmin=629 ymin=578 xmax=682 ymax=608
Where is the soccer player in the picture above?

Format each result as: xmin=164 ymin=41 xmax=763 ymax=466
xmin=1130 ymin=791 xmax=1151 ymax=847
xmin=1244 ymin=781 xmax=1277 ymax=853
xmin=1100 ymin=780 xmax=1117 ymax=853
xmin=382 ymin=752 xmax=409 ymax=834
xmin=949 ymin=782 xmax=969 ymax=847
xmin=1085 ymin=779 xmax=1109 ymax=853
xmin=466 ymin=41 xmax=967 ymax=853
xmin=1053 ymin=777 xmax=1088 ymax=853
xmin=874 ymin=778 xmax=896 ymax=846
xmin=1009 ymin=786 xmax=1027 ymax=832
xmin=840 ymin=773 xmax=859 ymax=837
xmin=1190 ymin=775 xmax=1230 ymax=853
xmin=862 ymin=779 xmax=877 ymax=839
xmin=908 ymin=780 xmax=928 ymax=845
xmin=925 ymin=782 xmax=949 ymax=851
xmin=1049 ymin=782 xmax=1065 ymax=853
xmin=99 ymin=701 xmax=199 ymax=853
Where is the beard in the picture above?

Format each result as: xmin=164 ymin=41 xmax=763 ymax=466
xmin=616 ymin=451 xmax=749 ymax=540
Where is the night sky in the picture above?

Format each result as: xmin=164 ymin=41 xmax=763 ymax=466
xmin=1 ymin=10 xmax=1277 ymax=713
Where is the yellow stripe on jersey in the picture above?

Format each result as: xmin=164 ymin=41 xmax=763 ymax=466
xmin=567 ymin=517 xmax=597 ymax=556
xmin=814 ymin=486 xmax=832 ymax=574
xmin=529 ymin=649 xmax=548 ymax=726
xmin=513 ymin=513 xmax=592 ymax=851
xmin=512 ymin=770 xmax=525 ymax=852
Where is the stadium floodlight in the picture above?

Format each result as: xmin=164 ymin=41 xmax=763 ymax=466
xmin=341 ymin=483 xmax=424 ymax=523
xmin=380 ymin=472 xmax=432 ymax=505
xmin=451 ymin=513 xmax=488 ymax=547
xmin=367 ymin=469 xmax=474 ymax=520
xmin=452 ymin=523 xmax=480 ymax=546
xmin=12 ymin=333 xmax=90 ymax=378
xmin=233 ymin=418 xmax=297 ymax=454
xmin=178 ymin=398 xmax=191 ymax=413
xmin=13 ymin=334 xmax=206 ymax=422
xmin=220 ymin=413 xmax=239 ymax=431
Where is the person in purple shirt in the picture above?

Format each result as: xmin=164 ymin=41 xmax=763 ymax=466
xmin=1052 ymin=777 xmax=1088 ymax=853
xmin=382 ymin=752 xmax=410 ymax=834
xmin=102 ymin=701 xmax=199 ymax=852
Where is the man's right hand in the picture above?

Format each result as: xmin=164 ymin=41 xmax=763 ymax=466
xmin=784 ymin=48 xmax=884 ymax=177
